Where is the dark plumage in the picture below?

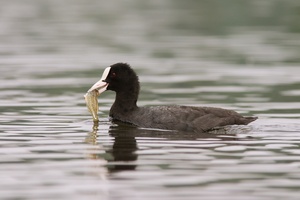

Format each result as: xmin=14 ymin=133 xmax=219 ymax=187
xmin=95 ymin=63 xmax=257 ymax=133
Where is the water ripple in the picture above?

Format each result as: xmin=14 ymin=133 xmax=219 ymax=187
xmin=1 ymin=0 xmax=300 ymax=200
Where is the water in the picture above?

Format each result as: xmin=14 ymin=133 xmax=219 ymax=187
xmin=1 ymin=0 xmax=300 ymax=199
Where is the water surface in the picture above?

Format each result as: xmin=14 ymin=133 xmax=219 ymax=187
xmin=1 ymin=0 xmax=300 ymax=200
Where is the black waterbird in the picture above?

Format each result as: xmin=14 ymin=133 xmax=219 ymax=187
xmin=88 ymin=63 xmax=257 ymax=133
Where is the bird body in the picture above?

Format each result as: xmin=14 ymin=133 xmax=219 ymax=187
xmin=110 ymin=104 xmax=256 ymax=133
xmin=87 ymin=63 xmax=257 ymax=133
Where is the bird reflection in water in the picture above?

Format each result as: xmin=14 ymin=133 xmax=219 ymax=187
xmin=85 ymin=121 xmax=252 ymax=174
xmin=85 ymin=122 xmax=138 ymax=173
xmin=106 ymin=125 xmax=138 ymax=172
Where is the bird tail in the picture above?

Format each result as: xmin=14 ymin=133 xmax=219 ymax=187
xmin=240 ymin=116 xmax=258 ymax=125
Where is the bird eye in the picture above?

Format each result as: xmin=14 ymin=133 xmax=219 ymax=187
xmin=111 ymin=72 xmax=117 ymax=78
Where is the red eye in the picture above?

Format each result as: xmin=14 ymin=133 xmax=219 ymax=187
xmin=111 ymin=72 xmax=117 ymax=78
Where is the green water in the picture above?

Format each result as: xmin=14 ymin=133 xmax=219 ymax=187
xmin=1 ymin=0 xmax=300 ymax=199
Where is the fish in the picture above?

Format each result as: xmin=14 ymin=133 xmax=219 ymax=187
xmin=85 ymin=68 xmax=109 ymax=123
xmin=84 ymin=90 xmax=99 ymax=122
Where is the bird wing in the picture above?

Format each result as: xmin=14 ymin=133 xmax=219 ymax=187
xmin=136 ymin=105 xmax=247 ymax=133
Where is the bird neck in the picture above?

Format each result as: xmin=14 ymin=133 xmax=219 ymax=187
xmin=112 ymin=84 xmax=140 ymax=114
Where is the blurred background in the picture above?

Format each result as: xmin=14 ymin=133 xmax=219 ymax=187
xmin=1 ymin=0 xmax=300 ymax=66
xmin=1 ymin=0 xmax=300 ymax=200
xmin=1 ymin=0 xmax=299 ymax=108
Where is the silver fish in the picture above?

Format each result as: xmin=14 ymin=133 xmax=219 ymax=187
xmin=84 ymin=90 xmax=99 ymax=122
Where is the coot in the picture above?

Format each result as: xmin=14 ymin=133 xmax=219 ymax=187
xmin=88 ymin=63 xmax=257 ymax=133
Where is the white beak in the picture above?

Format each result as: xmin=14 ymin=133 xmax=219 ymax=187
xmin=87 ymin=67 xmax=111 ymax=93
